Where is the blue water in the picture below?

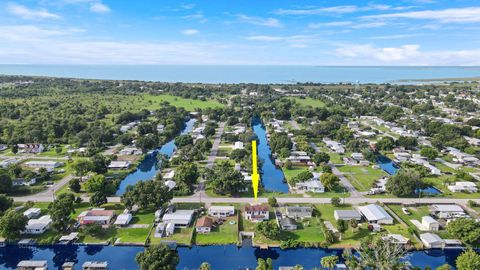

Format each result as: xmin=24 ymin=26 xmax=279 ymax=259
xmin=252 ymin=119 xmax=289 ymax=193
xmin=0 ymin=245 xmax=466 ymax=270
xmin=1 ymin=65 xmax=480 ymax=84
xmin=115 ymin=119 xmax=196 ymax=195
xmin=376 ymin=155 xmax=442 ymax=196
xmin=376 ymin=155 xmax=400 ymax=175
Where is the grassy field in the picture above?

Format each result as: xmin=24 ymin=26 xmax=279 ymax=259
xmin=194 ymin=216 xmax=239 ymax=245
xmin=150 ymin=227 xmax=194 ymax=246
xmin=140 ymin=94 xmax=224 ymax=111
xmin=338 ymin=165 xmax=387 ymax=192
xmin=290 ymin=97 xmax=326 ymax=108
xmin=388 ymin=204 xmax=453 ymax=239
xmin=115 ymin=227 xmax=151 ymax=244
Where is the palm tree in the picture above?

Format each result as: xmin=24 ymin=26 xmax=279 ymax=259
xmin=321 ymin=255 xmax=339 ymax=270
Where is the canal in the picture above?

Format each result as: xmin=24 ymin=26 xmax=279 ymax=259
xmin=252 ymin=118 xmax=289 ymax=193
xmin=0 ymin=245 xmax=464 ymax=269
xmin=116 ymin=119 xmax=196 ymax=195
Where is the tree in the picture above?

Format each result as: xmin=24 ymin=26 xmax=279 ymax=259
xmin=11 ymin=145 xmax=18 ymax=154
xmin=84 ymin=174 xmax=108 ymax=193
xmin=270 ymin=132 xmax=292 ymax=153
xmin=435 ymin=264 xmax=452 ymax=270
xmin=90 ymin=191 xmax=108 ymax=207
xmin=337 ymin=219 xmax=348 ymax=233
xmin=175 ymin=135 xmax=193 ymax=147
xmin=456 ymin=249 xmax=480 ymax=270
xmin=71 ymin=160 xmax=93 ymax=177
xmin=0 ymin=194 xmax=13 ymax=214
xmin=420 ymin=147 xmax=438 ymax=160
xmin=396 ymin=136 xmax=417 ymax=150
xmin=331 ymin=197 xmax=341 ymax=207
xmin=320 ymin=173 xmax=340 ymax=191
xmin=0 ymin=171 xmax=12 ymax=193
xmin=205 ymin=161 xmax=246 ymax=195
xmin=344 ymin=236 xmax=408 ymax=270
xmin=69 ymin=178 xmax=81 ymax=193
xmin=376 ymin=136 xmax=396 ymax=151
xmin=321 ymin=255 xmax=339 ymax=270
xmin=290 ymin=171 xmax=313 ymax=185
xmin=91 ymin=154 xmax=110 ymax=174
xmin=174 ymin=162 xmax=199 ymax=187
xmin=0 ymin=209 xmax=28 ymax=239
xmin=135 ymin=244 xmax=180 ymax=270
xmin=230 ymin=149 xmax=247 ymax=161
xmin=48 ymin=193 xmax=75 ymax=232
xmin=447 ymin=218 xmax=480 ymax=245
xmin=256 ymin=221 xmax=280 ymax=239
xmin=136 ymin=134 xmax=159 ymax=153
xmin=55 ymin=146 xmax=63 ymax=154
xmin=268 ymin=196 xmax=277 ymax=207
xmin=199 ymin=262 xmax=211 ymax=270
xmin=349 ymin=219 xmax=358 ymax=232
xmin=386 ymin=169 xmax=422 ymax=197
xmin=122 ymin=180 xmax=173 ymax=210
xmin=256 ymin=258 xmax=273 ymax=270
xmin=313 ymin=152 xmax=330 ymax=165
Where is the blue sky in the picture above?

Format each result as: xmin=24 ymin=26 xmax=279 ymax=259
xmin=1 ymin=0 xmax=480 ymax=65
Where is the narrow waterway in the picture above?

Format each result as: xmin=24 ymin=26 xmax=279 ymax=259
xmin=252 ymin=118 xmax=289 ymax=193
xmin=115 ymin=119 xmax=196 ymax=195
xmin=0 ymin=245 xmax=464 ymax=269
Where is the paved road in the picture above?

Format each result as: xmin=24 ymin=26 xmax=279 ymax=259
xmin=205 ymin=122 xmax=226 ymax=169
xmin=309 ymin=142 xmax=362 ymax=198
xmin=13 ymin=174 xmax=74 ymax=202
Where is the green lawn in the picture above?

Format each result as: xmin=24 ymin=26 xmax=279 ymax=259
xmin=338 ymin=165 xmax=387 ymax=192
xmin=141 ymin=94 xmax=224 ymax=111
xmin=115 ymin=227 xmax=151 ymax=244
xmin=194 ymin=216 xmax=239 ymax=245
xmin=290 ymin=97 xmax=326 ymax=108
xmin=150 ymin=227 xmax=194 ymax=246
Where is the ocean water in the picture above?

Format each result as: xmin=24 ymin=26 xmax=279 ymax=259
xmin=0 ymin=65 xmax=479 ymax=84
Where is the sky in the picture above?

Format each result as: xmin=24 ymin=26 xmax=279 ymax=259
xmin=1 ymin=0 xmax=480 ymax=65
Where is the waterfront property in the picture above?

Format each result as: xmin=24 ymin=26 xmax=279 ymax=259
xmin=333 ymin=210 xmax=362 ymax=221
xmin=358 ymin=204 xmax=394 ymax=224
xmin=195 ymin=216 xmax=213 ymax=234
xmin=244 ymin=204 xmax=269 ymax=222
xmin=23 ymin=215 xmax=52 ymax=235
xmin=208 ymin=206 xmax=235 ymax=218
xmin=162 ymin=210 xmax=195 ymax=228
xmin=77 ymin=209 xmax=115 ymax=226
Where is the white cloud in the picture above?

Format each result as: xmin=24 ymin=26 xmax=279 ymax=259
xmin=363 ymin=7 xmax=480 ymax=23
xmin=309 ymin=21 xmax=385 ymax=29
xmin=181 ymin=3 xmax=196 ymax=10
xmin=368 ymin=33 xmax=424 ymax=40
xmin=274 ymin=4 xmax=412 ymax=15
xmin=7 ymin=2 xmax=61 ymax=20
xmin=335 ymin=44 xmax=420 ymax=61
xmin=182 ymin=12 xmax=208 ymax=23
xmin=90 ymin=2 xmax=111 ymax=13
xmin=181 ymin=29 xmax=199 ymax=35
xmin=246 ymin=35 xmax=284 ymax=41
xmin=235 ymin=14 xmax=282 ymax=27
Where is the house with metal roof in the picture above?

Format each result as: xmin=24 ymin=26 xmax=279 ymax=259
xmin=358 ymin=204 xmax=394 ymax=224
xmin=334 ymin=210 xmax=362 ymax=221
xmin=162 ymin=210 xmax=195 ymax=228
xmin=420 ymin=233 xmax=445 ymax=249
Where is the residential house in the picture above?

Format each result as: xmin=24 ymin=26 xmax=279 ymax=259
xmin=82 ymin=261 xmax=108 ymax=270
xmin=334 ymin=210 xmax=362 ymax=221
xmin=24 ymin=161 xmax=63 ymax=170
xmin=23 ymin=215 xmax=52 ymax=235
xmin=0 ymin=158 xmax=20 ymax=168
xmin=244 ymin=204 xmax=269 ymax=222
xmin=17 ymin=144 xmax=44 ymax=154
xmin=108 ymin=161 xmax=131 ymax=170
xmin=162 ymin=210 xmax=195 ymax=228
xmin=23 ymin=208 xmax=41 ymax=219
xmin=295 ymin=180 xmax=325 ymax=193
xmin=17 ymin=260 xmax=48 ymax=270
xmin=154 ymin=222 xmax=175 ymax=238
xmin=164 ymin=180 xmax=176 ymax=191
xmin=382 ymin=234 xmax=410 ymax=245
xmin=420 ymin=233 xmax=445 ymax=249
xmin=12 ymin=178 xmax=36 ymax=187
xmin=422 ymin=216 xmax=440 ymax=231
xmin=429 ymin=204 xmax=467 ymax=219
xmin=114 ymin=213 xmax=133 ymax=227
xmin=208 ymin=206 xmax=235 ymax=218
xmin=447 ymin=181 xmax=478 ymax=193
xmin=195 ymin=216 xmax=213 ymax=234
xmin=323 ymin=138 xmax=345 ymax=154
xmin=77 ymin=209 xmax=115 ymax=226
xmin=233 ymin=141 xmax=244 ymax=150
xmin=285 ymin=206 xmax=313 ymax=220
xmin=278 ymin=217 xmax=297 ymax=231
xmin=358 ymin=204 xmax=394 ymax=224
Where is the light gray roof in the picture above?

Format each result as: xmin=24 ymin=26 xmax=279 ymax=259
xmin=431 ymin=204 xmax=464 ymax=213
xmin=334 ymin=210 xmax=362 ymax=219
xmin=17 ymin=260 xmax=47 ymax=267
xmin=420 ymin=233 xmax=443 ymax=244
xmin=358 ymin=204 xmax=393 ymax=221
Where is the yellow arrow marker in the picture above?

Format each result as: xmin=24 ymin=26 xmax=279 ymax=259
xmin=251 ymin=140 xmax=260 ymax=202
